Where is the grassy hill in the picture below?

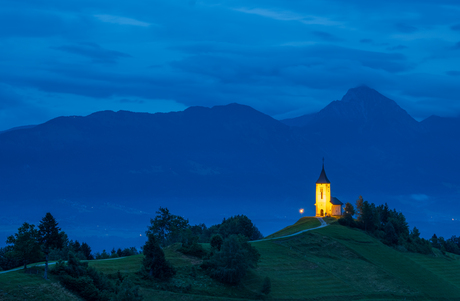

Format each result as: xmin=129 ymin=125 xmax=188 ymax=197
xmin=2 ymin=217 xmax=460 ymax=300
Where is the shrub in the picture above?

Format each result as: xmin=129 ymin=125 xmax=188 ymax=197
xmin=53 ymin=252 xmax=142 ymax=300
xmin=115 ymin=277 xmax=143 ymax=301
xmin=202 ymin=234 xmax=260 ymax=285
xmin=210 ymin=234 xmax=223 ymax=251
xmin=261 ymin=276 xmax=271 ymax=295
xmin=179 ymin=242 xmax=207 ymax=258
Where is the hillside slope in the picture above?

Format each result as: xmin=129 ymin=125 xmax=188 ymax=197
xmin=2 ymin=220 xmax=460 ymax=300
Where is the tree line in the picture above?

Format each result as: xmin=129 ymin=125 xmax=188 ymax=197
xmin=3 ymin=208 xmax=269 ymax=300
xmin=0 ymin=213 xmax=139 ymax=276
xmin=338 ymin=196 xmax=459 ymax=255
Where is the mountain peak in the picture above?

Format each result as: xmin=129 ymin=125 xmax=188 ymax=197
xmin=281 ymin=86 xmax=421 ymax=133
xmin=341 ymin=85 xmax=393 ymax=105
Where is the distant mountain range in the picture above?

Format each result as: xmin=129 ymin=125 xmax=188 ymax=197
xmin=1 ymin=86 xmax=459 ymax=248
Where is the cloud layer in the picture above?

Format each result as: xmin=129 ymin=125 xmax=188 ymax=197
xmin=0 ymin=0 xmax=460 ymax=129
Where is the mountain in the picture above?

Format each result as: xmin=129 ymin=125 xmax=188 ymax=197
xmin=283 ymin=85 xmax=422 ymax=136
xmin=282 ymin=86 xmax=458 ymax=190
xmin=0 ymin=103 xmax=320 ymax=201
xmin=0 ymin=87 xmax=459 ymax=251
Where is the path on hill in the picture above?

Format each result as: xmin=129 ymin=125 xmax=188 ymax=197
xmin=251 ymin=217 xmax=328 ymax=243
xmin=0 ymin=256 xmax=125 ymax=275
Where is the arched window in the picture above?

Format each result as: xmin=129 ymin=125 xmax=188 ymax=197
xmin=320 ymin=187 xmax=323 ymax=199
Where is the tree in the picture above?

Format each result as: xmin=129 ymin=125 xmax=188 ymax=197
xmin=210 ymin=234 xmax=224 ymax=251
xmin=384 ymin=221 xmax=398 ymax=246
xmin=81 ymin=242 xmax=93 ymax=260
xmin=38 ymin=212 xmax=64 ymax=279
xmin=355 ymin=196 xmax=364 ymax=221
xmin=410 ymin=227 xmax=421 ymax=240
xmin=218 ymin=215 xmax=261 ymax=240
xmin=344 ymin=202 xmax=355 ymax=217
xmin=142 ymin=234 xmax=175 ymax=280
xmin=147 ymin=207 xmax=189 ymax=247
xmin=381 ymin=203 xmax=390 ymax=225
xmin=203 ymin=235 xmax=260 ymax=285
xmin=0 ymin=246 xmax=21 ymax=271
xmin=430 ymin=234 xmax=440 ymax=249
xmin=6 ymin=223 xmax=42 ymax=269
xmin=361 ymin=201 xmax=375 ymax=232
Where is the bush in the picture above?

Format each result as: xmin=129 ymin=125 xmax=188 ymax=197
xmin=202 ymin=235 xmax=260 ymax=285
xmin=179 ymin=242 xmax=207 ymax=258
xmin=338 ymin=215 xmax=356 ymax=227
xmin=53 ymin=252 xmax=142 ymax=300
xmin=261 ymin=276 xmax=271 ymax=295
xmin=115 ymin=277 xmax=143 ymax=301
xmin=210 ymin=234 xmax=223 ymax=251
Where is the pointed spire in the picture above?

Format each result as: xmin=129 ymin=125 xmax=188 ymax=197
xmin=316 ymin=158 xmax=330 ymax=184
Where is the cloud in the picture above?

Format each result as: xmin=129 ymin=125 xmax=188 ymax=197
xmin=120 ymin=98 xmax=145 ymax=104
xmin=1 ymin=0 xmax=460 ymax=129
xmin=446 ymin=70 xmax=460 ymax=76
xmin=233 ymin=7 xmax=342 ymax=26
xmin=51 ymin=43 xmax=132 ymax=64
xmin=387 ymin=45 xmax=408 ymax=51
xmin=311 ymin=31 xmax=343 ymax=42
xmin=233 ymin=8 xmax=306 ymax=21
xmin=94 ymin=14 xmax=151 ymax=27
xmin=411 ymin=194 xmax=429 ymax=202
xmin=0 ymin=84 xmax=50 ymax=130
xmin=395 ymin=23 xmax=418 ymax=33
xmin=0 ymin=84 xmax=23 ymax=110
xmin=451 ymin=24 xmax=460 ymax=31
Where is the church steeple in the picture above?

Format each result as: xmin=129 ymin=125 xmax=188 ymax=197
xmin=316 ymin=158 xmax=330 ymax=184
xmin=314 ymin=159 xmax=342 ymax=217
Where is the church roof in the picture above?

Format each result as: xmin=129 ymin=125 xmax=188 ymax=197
xmin=316 ymin=164 xmax=330 ymax=184
xmin=330 ymin=197 xmax=343 ymax=205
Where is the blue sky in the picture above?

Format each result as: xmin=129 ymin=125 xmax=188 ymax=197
xmin=1 ymin=0 xmax=460 ymax=130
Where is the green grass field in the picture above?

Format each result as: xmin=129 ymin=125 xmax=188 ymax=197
xmin=265 ymin=216 xmax=321 ymax=239
xmin=2 ymin=217 xmax=460 ymax=300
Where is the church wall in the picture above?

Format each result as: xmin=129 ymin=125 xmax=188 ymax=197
xmin=331 ymin=205 xmax=342 ymax=216
xmin=315 ymin=183 xmax=330 ymax=216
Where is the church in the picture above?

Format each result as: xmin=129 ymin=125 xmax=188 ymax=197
xmin=315 ymin=161 xmax=343 ymax=216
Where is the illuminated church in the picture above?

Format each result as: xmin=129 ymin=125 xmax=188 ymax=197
xmin=315 ymin=161 xmax=343 ymax=216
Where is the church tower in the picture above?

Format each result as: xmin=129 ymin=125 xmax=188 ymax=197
xmin=315 ymin=159 xmax=331 ymax=217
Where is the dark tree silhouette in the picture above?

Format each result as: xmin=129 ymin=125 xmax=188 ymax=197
xmin=80 ymin=242 xmax=93 ymax=260
xmin=344 ymin=202 xmax=355 ymax=217
xmin=203 ymin=234 xmax=260 ymax=285
xmin=355 ymin=195 xmax=364 ymax=221
xmin=210 ymin=234 xmax=224 ymax=251
xmin=6 ymin=223 xmax=42 ymax=269
xmin=147 ymin=207 xmax=189 ymax=247
xmin=142 ymin=234 xmax=175 ymax=280
xmin=38 ymin=212 xmax=63 ymax=279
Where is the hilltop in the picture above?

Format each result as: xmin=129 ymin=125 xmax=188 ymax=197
xmin=1 ymin=218 xmax=460 ymax=300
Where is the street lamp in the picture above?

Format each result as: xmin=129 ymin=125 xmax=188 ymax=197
xmin=299 ymin=208 xmax=304 ymax=216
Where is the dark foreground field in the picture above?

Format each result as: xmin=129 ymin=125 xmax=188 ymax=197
xmin=1 ymin=217 xmax=460 ymax=300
